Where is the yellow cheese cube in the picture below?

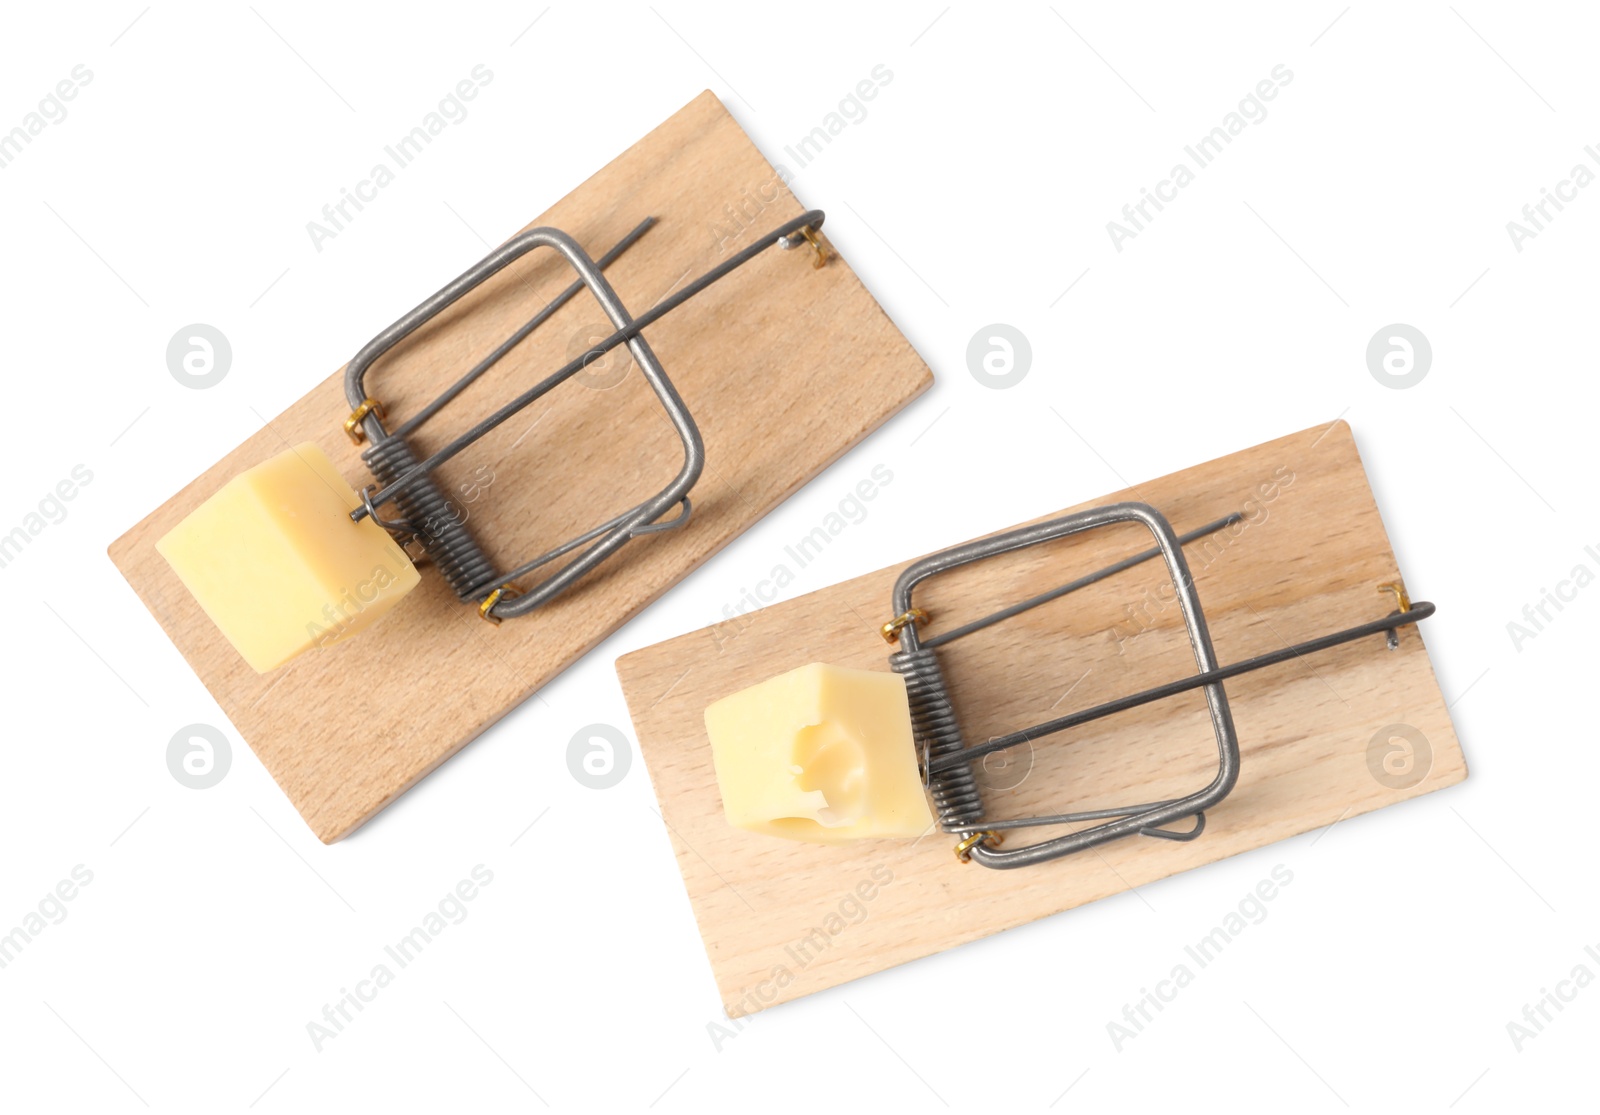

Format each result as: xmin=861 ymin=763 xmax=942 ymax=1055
xmin=157 ymin=443 xmax=419 ymax=673
xmin=704 ymin=663 xmax=933 ymax=845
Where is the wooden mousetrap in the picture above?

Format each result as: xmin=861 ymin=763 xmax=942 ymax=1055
xmin=108 ymin=91 xmax=931 ymax=842
xmin=615 ymin=420 xmax=1466 ymax=1013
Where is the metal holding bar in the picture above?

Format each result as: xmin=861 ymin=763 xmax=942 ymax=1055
xmin=929 ymin=600 xmax=1435 ymax=775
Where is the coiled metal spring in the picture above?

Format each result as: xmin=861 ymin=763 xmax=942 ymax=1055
xmin=889 ymin=645 xmax=983 ymax=831
xmin=363 ymin=434 xmax=497 ymax=602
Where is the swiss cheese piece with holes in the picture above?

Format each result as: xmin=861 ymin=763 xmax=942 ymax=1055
xmin=156 ymin=443 xmax=419 ymax=673
xmin=704 ymin=663 xmax=933 ymax=844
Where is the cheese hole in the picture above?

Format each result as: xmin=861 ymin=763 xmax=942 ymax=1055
xmin=791 ymin=724 xmax=867 ymax=828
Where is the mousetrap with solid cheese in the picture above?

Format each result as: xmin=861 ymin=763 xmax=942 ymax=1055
xmin=109 ymin=92 xmax=932 ymax=842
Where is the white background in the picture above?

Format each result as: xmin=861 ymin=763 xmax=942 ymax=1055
xmin=1 ymin=2 xmax=1594 ymax=1111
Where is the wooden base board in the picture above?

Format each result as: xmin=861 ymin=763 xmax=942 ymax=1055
xmin=108 ymin=91 xmax=932 ymax=842
xmin=615 ymin=421 xmax=1466 ymax=1014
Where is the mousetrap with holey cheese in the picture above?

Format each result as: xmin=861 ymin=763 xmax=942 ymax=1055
xmin=109 ymin=92 xmax=932 ymax=842
xmin=617 ymin=422 xmax=1467 ymax=1011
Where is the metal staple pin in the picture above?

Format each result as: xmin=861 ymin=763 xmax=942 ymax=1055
xmin=880 ymin=608 xmax=928 ymax=644
xmin=1379 ymin=582 xmax=1412 ymax=649
xmin=882 ymin=503 xmax=1436 ymax=868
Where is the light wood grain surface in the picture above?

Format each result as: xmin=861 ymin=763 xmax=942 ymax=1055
xmin=615 ymin=421 xmax=1466 ymax=1014
xmin=108 ymin=91 xmax=932 ymax=842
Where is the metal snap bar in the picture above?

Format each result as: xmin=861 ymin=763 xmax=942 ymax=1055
xmin=339 ymin=210 xmax=832 ymax=622
xmin=887 ymin=504 xmax=1436 ymax=869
